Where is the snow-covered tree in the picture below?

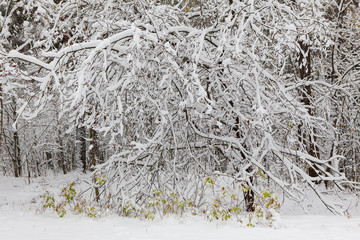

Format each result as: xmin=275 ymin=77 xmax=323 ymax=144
xmin=5 ymin=0 xmax=360 ymax=214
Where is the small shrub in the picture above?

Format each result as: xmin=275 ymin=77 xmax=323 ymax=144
xmin=147 ymin=189 xmax=191 ymax=218
xmin=121 ymin=200 xmax=137 ymax=217
xmin=86 ymin=206 xmax=97 ymax=218
xmin=243 ymin=190 xmax=281 ymax=227
xmin=42 ymin=192 xmax=55 ymax=209
xmin=40 ymin=182 xmax=97 ymax=218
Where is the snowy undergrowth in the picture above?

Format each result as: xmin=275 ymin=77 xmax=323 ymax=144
xmin=1 ymin=174 xmax=360 ymax=240
xmin=1 ymin=172 xmax=359 ymax=231
xmin=34 ymin=173 xmax=282 ymax=228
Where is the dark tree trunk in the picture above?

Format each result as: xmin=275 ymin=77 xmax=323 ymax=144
xmin=90 ymin=127 xmax=100 ymax=202
xmin=297 ymin=38 xmax=319 ymax=179
xmin=12 ymin=98 xmax=21 ymax=177
xmin=46 ymin=151 xmax=53 ymax=170
xmin=78 ymin=126 xmax=87 ymax=173
xmin=244 ymin=170 xmax=255 ymax=212
xmin=13 ymin=130 xmax=21 ymax=177
xmin=91 ymin=128 xmax=104 ymax=164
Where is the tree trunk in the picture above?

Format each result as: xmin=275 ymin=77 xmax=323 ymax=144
xmin=297 ymin=38 xmax=319 ymax=179
xmin=26 ymin=154 xmax=30 ymax=184
xmin=13 ymin=130 xmax=21 ymax=177
xmin=55 ymin=107 xmax=67 ymax=174
xmin=58 ymin=127 xmax=67 ymax=174
xmin=244 ymin=170 xmax=255 ymax=212
xmin=78 ymin=126 xmax=87 ymax=173
xmin=12 ymin=98 xmax=21 ymax=177
xmin=90 ymin=127 xmax=100 ymax=202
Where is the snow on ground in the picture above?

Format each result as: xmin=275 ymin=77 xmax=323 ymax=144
xmin=280 ymin=187 xmax=360 ymax=216
xmin=1 ymin=173 xmax=360 ymax=240
xmin=1 ymin=212 xmax=360 ymax=240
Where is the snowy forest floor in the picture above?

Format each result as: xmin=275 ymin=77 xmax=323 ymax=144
xmin=1 ymin=172 xmax=360 ymax=240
